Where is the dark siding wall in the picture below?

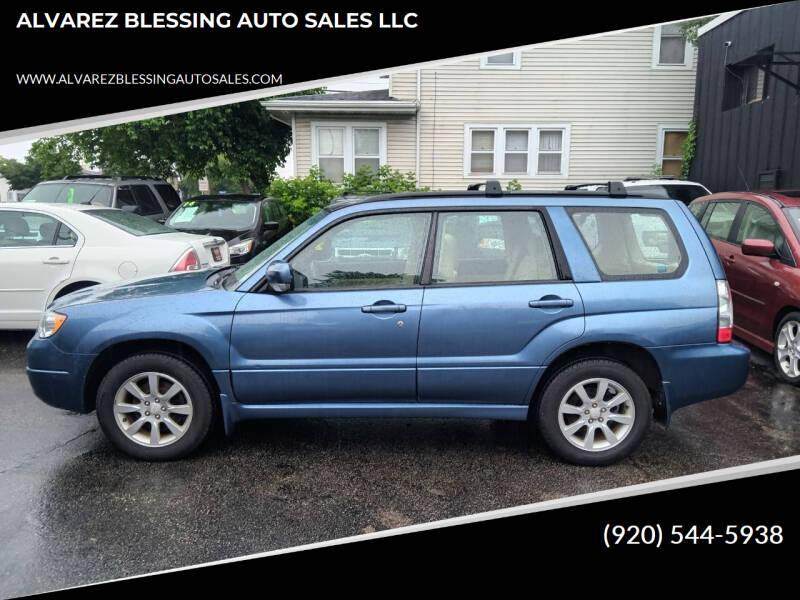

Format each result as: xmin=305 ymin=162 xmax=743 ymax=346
xmin=691 ymin=1 xmax=800 ymax=192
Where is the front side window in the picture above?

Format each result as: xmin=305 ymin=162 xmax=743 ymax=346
xmin=131 ymin=185 xmax=163 ymax=215
xmin=155 ymin=184 xmax=182 ymax=211
xmin=465 ymin=124 xmax=570 ymax=177
xmin=571 ymin=208 xmax=685 ymax=278
xmin=291 ymin=212 xmax=431 ymax=289
xmin=432 ymin=211 xmax=557 ymax=284
xmin=704 ymin=202 xmax=741 ymax=241
xmin=0 ymin=211 xmax=65 ymax=247
xmin=735 ymin=203 xmax=791 ymax=261
xmin=312 ymin=123 xmax=386 ymax=182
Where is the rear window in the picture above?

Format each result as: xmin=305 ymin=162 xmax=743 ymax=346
xmin=85 ymin=209 xmax=174 ymax=236
xmin=569 ymin=208 xmax=685 ymax=279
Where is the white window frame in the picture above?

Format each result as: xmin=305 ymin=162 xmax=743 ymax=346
xmin=480 ymin=51 xmax=522 ymax=70
xmin=310 ymin=121 xmax=387 ymax=179
xmin=651 ymin=24 xmax=693 ymax=70
xmin=463 ymin=124 xmax=571 ymax=178
xmin=656 ymin=123 xmax=689 ymax=169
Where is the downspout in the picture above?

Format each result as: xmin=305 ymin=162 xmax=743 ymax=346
xmin=416 ymin=69 xmax=421 ymax=184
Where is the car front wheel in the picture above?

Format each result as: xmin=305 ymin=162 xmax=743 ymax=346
xmin=774 ymin=312 xmax=800 ymax=384
xmin=535 ymin=359 xmax=652 ymax=466
xmin=96 ymin=353 xmax=215 ymax=460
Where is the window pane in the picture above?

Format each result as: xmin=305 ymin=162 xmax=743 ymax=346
xmin=571 ymin=209 xmax=683 ymax=277
xmin=661 ymin=159 xmax=682 ymax=177
xmin=56 ymin=224 xmax=78 ymax=246
xmin=155 ymin=184 xmax=181 ymax=210
xmin=661 ymin=23 xmax=682 ymax=35
xmin=689 ymin=201 xmax=708 ymax=218
xmin=538 ymin=153 xmax=562 ymax=174
xmin=318 ymin=128 xmax=344 ymax=156
xmin=354 ymin=158 xmax=380 ymax=174
xmin=486 ymin=52 xmax=515 ymax=65
xmin=504 ymin=153 xmax=527 ymax=173
xmin=0 ymin=211 xmax=65 ymax=247
xmin=115 ymin=188 xmax=136 ymax=208
xmin=21 ymin=183 xmax=62 ymax=203
xmin=53 ymin=184 xmax=114 ymax=205
xmin=659 ymin=37 xmax=685 ymax=64
xmin=354 ymin=128 xmax=379 ymax=156
xmin=432 ymin=211 xmax=557 ymax=283
xmin=291 ymin=213 xmax=431 ymax=289
xmin=471 ymin=130 xmax=494 ymax=151
xmin=735 ymin=204 xmax=787 ymax=259
xmin=471 ymin=153 xmax=494 ymax=173
xmin=663 ymin=131 xmax=687 ymax=157
xmin=704 ymin=202 xmax=740 ymax=240
xmin=505 ymin=130 xmax=528 ymax=151
xmin=319 ymin=157 xmax=345 ymax=182
xmin=132 ymin=185 xmax=163 ymax=215
xmin=539 ymin=130 xmax=562 ymax=151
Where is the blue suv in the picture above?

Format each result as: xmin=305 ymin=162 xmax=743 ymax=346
xmin=26 ymin=182 xmax=750 ymax=465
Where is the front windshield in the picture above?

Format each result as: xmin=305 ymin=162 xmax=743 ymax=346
xmin=229 ymin=209 xmax=330 ymax=286
xmin=167 ymin=199 xmax=260 ymax=231
xmin=86 ymin=209 xmax=175 ymax=236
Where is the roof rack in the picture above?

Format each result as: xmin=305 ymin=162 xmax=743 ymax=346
xmin=624 ymin=176 xmax=676 ymax=181
xmin=466 ymin=180 xmax=503 ymax=196
xmin=564 ymin=181 xmax=627 ymax=197
xmin=63 ymin=175 xmax=162 ymax=181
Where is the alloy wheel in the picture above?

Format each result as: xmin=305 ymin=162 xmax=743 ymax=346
xmin=776 ymin=320 xmax=800 ymax=378
xmin=557 ymin=377 xmax=635 ymax=452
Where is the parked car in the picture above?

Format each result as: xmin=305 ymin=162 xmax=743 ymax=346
xmin=22 ymin=176 xmax=182 ymax=223
xmin=689 ymin=190 xmax=800 ymax=383
xmin=566 ymin=177 xmax=711 ymax=205
xmin=165 ymin=194 xmax=291 ymax=264
xmin=0 ymin=204 xmax=229 ymax=330
xmin=27 ymin=182 xmax=749 ymax=464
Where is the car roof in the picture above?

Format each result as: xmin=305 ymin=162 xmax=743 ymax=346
xmin=34 ymin=176 xmax=166 ymax=185
xmin=695 ymin=190 xmax=800 ymax=207
xmin=185 ymin=194 xmax=266 ymax=202
xmin=1 ymin=202 xmax=115 ymax=214
xmin=623 ymin=179 xmax=708 ymax=187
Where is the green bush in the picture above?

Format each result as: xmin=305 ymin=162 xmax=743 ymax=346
xmin=267 ymin=165 xmax=426 ymax=224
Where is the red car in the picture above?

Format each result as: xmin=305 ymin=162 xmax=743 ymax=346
xmin=690 ymin=190 xmax=800 ymax=383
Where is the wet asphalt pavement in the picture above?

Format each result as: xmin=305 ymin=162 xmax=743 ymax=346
xmin=1 ymin=330 xmax=799 ymax=597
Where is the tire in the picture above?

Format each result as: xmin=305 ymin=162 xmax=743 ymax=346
xmin=535 ymin=359 xmax=652 ymax=466
xmin=96 ymin=353 xmax=215 ymax=460
xmin=773 ymin=312 xmax=800 ymax=384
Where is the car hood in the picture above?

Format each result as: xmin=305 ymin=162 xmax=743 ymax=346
xmin=50 ymin=269 xmax=219 ymax=310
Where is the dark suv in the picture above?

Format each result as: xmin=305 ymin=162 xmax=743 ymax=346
xmin=23 ymin=175 xmax=182 ymax=223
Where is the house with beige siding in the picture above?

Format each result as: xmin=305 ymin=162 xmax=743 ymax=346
xmin=264 ymin=23 xmax=698 ymax=189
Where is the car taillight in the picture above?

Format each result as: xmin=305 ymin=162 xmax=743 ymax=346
xmin=171 ymin=249 xmax=200 ymax=272
xmin=717 ymin=279 xmax=733 ymax=343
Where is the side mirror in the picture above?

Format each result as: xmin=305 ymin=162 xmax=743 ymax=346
xmin=741 ymin=238 xmax=775 ymax=257
xmin=263 ymin=220 xmax=280 ymax=231
xmin=265 ymin=260 xmax=293 ymax=293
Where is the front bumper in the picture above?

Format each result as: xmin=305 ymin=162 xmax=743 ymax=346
xmin=26 ymin=336 xmax=96 ymax=413
xmin=650 ymin=341 xmax=751 ymax=421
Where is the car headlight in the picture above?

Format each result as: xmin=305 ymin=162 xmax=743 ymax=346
xmin=38 ymin=311 xmax=67 ymax=338
xmin=228 ymin=239 xmax=254 ymax=257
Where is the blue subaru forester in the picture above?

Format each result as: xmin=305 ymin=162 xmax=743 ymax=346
xmin=27 ymin=182 xmax=750 ymax=465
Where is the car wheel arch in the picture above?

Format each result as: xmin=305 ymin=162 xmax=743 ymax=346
xmin=51 ymin=280 xmax=101 ymax=302
xmin=529 ymin=341 xmax=665 ymax=421
xmin=773 ymin=306 xmax=800 ymax=338
xmin=83 ymin=339 xmax=220 ymax=413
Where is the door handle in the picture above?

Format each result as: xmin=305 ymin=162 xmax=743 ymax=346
xmin=43 ymin=257 xmax=70 ymax=265
xmin=362 ymin=303 xmax=407 ymax=314
xmin=529 ymin=298 xmax=574 ymax=309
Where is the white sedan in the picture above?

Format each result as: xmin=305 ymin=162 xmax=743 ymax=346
xmin=0 ymin=203 xmax=230 ymax=329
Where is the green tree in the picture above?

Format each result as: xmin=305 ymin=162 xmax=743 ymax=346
xmin=678 ymin=16 xmax=715 ymax=46
xmin=0 ymin=157 xmax=42 ymax=189
xmin=27 ymin=138 xmax=82 ymax=180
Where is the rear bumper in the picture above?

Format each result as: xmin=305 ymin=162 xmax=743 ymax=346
xmin=649 ymin=341 xmax=750 ymax=421
xmin=26 ymin=336 xmax=95 ymax=413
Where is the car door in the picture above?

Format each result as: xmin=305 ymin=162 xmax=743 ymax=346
xmin=727 ymin=201 xmax=795 ymax=342
xmin=0 ymin=210 xmax=81 ymax=328
xmin=700 ymin=200 xmax=745 ymax=309
xmin=417 ymin=209 xmax=585 ymax=405
xmin=229 ymin=211 xmax=432 ymax=405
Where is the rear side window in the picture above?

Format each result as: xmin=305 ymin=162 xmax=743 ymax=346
xmin=704 ymin=202 xmax=740 ymax=240
xmin=155 ymin=184 xmax=182 ymax=211
xmin=432 ymin=211 xmax=558 ymax=284
xmin=570 ymin=208 xmax=685 ymax=279
xmin=689 ymin=201 xmax=708 ymax=219
xmin=0 ymin=211 xmax=63 ymax=247
xmin=132 ymin=185 xmax=163 ymax=215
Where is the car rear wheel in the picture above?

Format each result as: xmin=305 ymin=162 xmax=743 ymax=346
xmin=535 ymin=359 xmax=652 ymax=466
xmin=96 ymin=353 xmax=215 ymax=460
xmin=774 ymin=313 xmax=800 ymax=384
